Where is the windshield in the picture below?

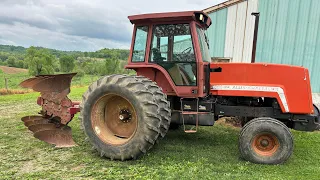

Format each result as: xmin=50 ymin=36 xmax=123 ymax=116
xmin=196 ymin=26 xmax=211 ymax=62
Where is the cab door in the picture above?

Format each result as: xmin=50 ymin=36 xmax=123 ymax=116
xmin=148 ymin=23 xmax=199 ymax=97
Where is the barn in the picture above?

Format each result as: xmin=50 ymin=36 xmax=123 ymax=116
xmin=203 ymin=0 xmax=320 ymax=92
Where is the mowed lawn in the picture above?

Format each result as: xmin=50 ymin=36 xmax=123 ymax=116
xmin=1 ymin=87 xmax=320 ymax=179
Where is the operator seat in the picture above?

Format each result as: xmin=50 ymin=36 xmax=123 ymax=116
xmin=168 ymin=64 xmax=192 ymax=85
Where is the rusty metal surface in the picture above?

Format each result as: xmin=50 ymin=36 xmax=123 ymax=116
xmin=21 ymin=116 xmax=77 ymax=148
xmin=21 ymin=116 xmax=44 ymax=122
xmin=20 ymin=73 xmax=76 ymax=93
xmin=34 ymin=126 xmax=77 ymax=148
xmin=91 ymin=93 xmax=138 ymax=145
xmin=24 ymin=118 xmax=50 ymax=127
xmin=20 ymin=73 xmax=77 ymax=125
xmin=28 ymin=123 xmax=57 ymax=133
xmin=20 ymin=74 xmax=78 ymax=148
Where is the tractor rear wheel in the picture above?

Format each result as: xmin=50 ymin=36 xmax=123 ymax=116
xmin=79 ymin=75 xmax=170 ymax=160
xmin=238 ymin=117 xmax=293 ymax=164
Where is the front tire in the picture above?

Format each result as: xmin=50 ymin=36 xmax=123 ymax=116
xmin=79 ymin=75 xmax=170 ymax=160
xmin=239 ymin=117 xmax=293 ymax=164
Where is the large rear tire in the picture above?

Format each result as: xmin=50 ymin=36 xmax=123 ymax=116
xmin=134 ymin=76 xmax=171 ymax=138
xmin=79 ymin=75 xmax=170 ymax=160
xmin=239 ymin=117 xmax=293 ymax=164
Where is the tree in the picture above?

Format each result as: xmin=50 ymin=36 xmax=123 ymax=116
xmin=7 ymin=56 xmax=16 ymax=67
xmin=84 ymin=60 xmax=99 ymax=75
xmin=59 ymin=55 xmax=75 ymax=72
xmin=17 ymin=60 xmax=24 ymax=68
xmin=104 ymin=57 xmax=120 ymax=75
xmin=52 ymin=58 xmax=60 ymax=72
xmin=0 ymin=52 xmax=9 ymax=61
xmin=25 ymin=46 xmax=55 ymax=75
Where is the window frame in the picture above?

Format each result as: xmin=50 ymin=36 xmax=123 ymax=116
xmin=131 ymin=25 xmax=149 ymax=63
xmin=196 ymin=25 xmax=211 ymax=63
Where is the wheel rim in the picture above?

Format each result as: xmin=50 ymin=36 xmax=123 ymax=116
xmin=252 ymin=133 xmax=279 ymax=156
xmin=91 ymin=93 xmax=137 ymax=145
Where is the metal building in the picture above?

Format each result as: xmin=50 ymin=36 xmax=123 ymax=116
xmin=204 ymin=0 xmax=320 ymax=92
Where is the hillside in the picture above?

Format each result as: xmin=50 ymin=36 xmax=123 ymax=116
xmin=0 ymin=66 xmax=28 ymax=74
xmin=0 ymin=44 xmax=130 ymax=59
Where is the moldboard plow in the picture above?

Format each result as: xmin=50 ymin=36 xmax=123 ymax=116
xmin=20 ymin=73 xmax=79 ymax=147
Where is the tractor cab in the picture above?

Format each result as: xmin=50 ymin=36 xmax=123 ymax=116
xmin=126 ymin=11 xmax=212 ymax=97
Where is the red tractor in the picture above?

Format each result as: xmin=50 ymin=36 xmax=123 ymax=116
xmin=20 ymin=11 xmax=320 ymax=165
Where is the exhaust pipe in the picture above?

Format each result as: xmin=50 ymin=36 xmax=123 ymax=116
xmin=251 ymin=12 xmax=260 ymax=63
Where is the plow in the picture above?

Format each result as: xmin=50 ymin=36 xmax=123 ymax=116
xmin=20 ymin=11 xmax=320 ymax=165
xmin=20 ymin=73 xmax=79 ymax=147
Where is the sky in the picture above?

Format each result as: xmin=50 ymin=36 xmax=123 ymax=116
xmin=0 ymin=0 xmax=224 ymax=51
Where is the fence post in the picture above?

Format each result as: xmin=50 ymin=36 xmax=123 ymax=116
xmin=5 ymin=77 xmax=8 ymax=92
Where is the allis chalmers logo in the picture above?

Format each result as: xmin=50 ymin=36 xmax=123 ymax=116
xmin=211 ymin=85 xmax=289 ymax=112
xmin=211 ymin=85 xmax=281 ymax=92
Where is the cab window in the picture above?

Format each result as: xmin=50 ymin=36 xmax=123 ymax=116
xmin=196 ymin=26 xmax=211 ymax=62
xmin=150 ymin=24 xmax=197 ymax=86
xmin=132 ymin=26 xmax=148 ymax=62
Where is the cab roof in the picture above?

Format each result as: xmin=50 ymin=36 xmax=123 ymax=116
xmin=128 ymin=11 xmax=212 ymax=28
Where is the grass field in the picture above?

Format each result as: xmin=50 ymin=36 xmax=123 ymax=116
xmin=1 ymin=87 xmax=320 ymax=179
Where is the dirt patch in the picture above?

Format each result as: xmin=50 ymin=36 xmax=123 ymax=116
xmin=216 ymin=117 xmax=242 ymax=129
xmin=0 ymin=88 xmax=32 ymax=95
xmin=0 ymin=66 xmax=28 ymax=74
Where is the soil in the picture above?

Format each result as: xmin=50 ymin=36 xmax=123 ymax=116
xmin=0 ymin=66 xmax=28 ymax=74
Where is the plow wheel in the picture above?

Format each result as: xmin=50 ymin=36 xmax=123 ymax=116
xmin=239 ymin=117 xmax=293 ymax=164
xmin=80 ymin=75 xmax=171 ymax=160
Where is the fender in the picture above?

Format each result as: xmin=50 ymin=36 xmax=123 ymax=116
xmin=126 ymin=64 xmax=200 ymax=97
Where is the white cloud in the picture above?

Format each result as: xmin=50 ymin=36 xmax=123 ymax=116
xmin=0 ymin=0 xmax=224 ymax=51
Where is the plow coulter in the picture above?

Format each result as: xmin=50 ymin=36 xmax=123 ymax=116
xmin=20 ymin=73 xmax=79 ymax=147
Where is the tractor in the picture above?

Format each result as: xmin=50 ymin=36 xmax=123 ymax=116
xmin=20 ymin=11 xmax=320 ymax=165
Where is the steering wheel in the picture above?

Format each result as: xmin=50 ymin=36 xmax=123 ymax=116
xmin=181 ymin=47 xmax=192 ymax=54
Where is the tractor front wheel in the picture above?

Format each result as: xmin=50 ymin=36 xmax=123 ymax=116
xmin=238 ymin=117 xmax=293 ymax=164
xmin=79 ymin=75 xmax=170 ymax=160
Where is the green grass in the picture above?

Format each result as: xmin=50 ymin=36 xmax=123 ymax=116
xmin=0 ymin=71 xmax=30 ymax=89
xmin=1 ymin=87 xmax=320 ymax=179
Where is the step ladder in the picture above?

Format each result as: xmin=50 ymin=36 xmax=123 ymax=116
xmin=180 ymin=98 xmax=199 ymax=133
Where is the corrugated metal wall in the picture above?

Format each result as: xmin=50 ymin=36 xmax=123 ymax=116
xmin=256 ymin=0 xmax=320 ymax=92
xmin=206 ymin=0 xmax=320 ymax=92
xmin=207 ymin=0 xmax=258 ymax=62
xmin=207 ymin=9 xmax=227 ymax=57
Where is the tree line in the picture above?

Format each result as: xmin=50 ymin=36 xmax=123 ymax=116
xmin=0 ymin=45 xmax=131 ymax=76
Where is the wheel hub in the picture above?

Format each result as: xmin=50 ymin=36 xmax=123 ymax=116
xmin=91 ymin=93 xmax=137 ymax=145
xmin=260 ymin=139 xmax=269 ymax=147
xmin=252 ymin=133 xmax=279 ymax=156
xmin=119 ymin=109 xmax=132 ymax=123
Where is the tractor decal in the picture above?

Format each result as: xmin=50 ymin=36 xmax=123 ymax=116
xmin=211 ymin=85 xmax=289 ymax=112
